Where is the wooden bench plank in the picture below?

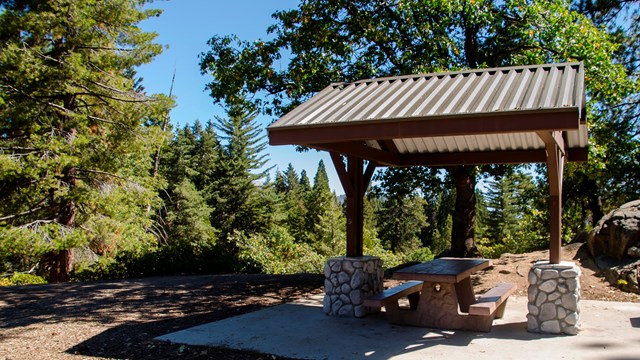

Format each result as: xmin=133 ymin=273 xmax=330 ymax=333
xmin=468 ymin=283 xmax=516 ymax=316
xmin=363 ymin=281 xmax=423 ymax=307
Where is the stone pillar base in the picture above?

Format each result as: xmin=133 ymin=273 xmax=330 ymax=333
xmin=527 ymin=261 xmax=581 ymax=335
xmin=323 ymin=256 xmax=383 ymax=318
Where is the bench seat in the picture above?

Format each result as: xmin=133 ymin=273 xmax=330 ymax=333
xmin=363 ymin=281 xmax=423 ymax=308
xmin=468 ymin=282 xmax=516 ymax=317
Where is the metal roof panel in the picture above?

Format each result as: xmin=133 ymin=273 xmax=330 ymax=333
xmin=269 ymin=62 xmax=588 ymax=161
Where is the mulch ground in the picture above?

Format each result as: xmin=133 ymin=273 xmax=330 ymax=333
xmin=0 ymin=273 xmax=324 ymax=360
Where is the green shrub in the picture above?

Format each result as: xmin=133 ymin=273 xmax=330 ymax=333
xmin=0 ymin=273 xmax=47 ymax=286
xmin=404 ymin=247 xmax=434 ymax=263
xmin=364 ymin=241 xmax=404 ymax=270
xmin=72 ymin=239 xmax=223 ymax=281
xmin=236 ymin=227 xmax=325 ymax=274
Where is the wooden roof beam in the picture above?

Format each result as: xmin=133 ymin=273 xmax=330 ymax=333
xmin=312 ymin=142 xmax=400 ymax=166
xmin=537 ymin=131 xmax=567 ymax=156
xmin=268 ymin=109 xmax=581 ymax=146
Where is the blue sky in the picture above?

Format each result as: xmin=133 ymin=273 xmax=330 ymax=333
xmin=136 ymin=0 xmax=345 ymax=193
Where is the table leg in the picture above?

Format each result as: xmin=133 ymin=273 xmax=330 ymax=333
xmin=408 ymin=292 xmax=420 ymax=310
xmin=384 ymin=281 xmax=495 ymax=332
xmin=454 ymin=277 xmax=476 ymax=313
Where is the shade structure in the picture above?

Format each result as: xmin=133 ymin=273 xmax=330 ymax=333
xmin=268 ymin=62 xmax=588 ymax=263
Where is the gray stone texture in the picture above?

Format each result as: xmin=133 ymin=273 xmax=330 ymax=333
xmin=539 ymin=280 xmax=557 ymax=293
xmin=527 ymin=261 xmax=581 ymax=335
xmin=587 ymin=199 xmax=640 ymax=260
xmin=323 ymin=256 xmax=383 ymax=318
xmin=586 ymin=200 xmax=640 ymax=294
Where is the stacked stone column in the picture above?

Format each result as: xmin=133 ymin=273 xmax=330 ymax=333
xmin=323 ymin=256 xmax=383 ymax=318
xmin=527 ymin=261 xmax=581 ymax=335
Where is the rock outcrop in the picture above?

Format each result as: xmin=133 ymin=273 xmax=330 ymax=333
xmin=587 ymin=200 xmax=640 ymax=294
xmin=587 ymin=200 xmax=640 ymax=260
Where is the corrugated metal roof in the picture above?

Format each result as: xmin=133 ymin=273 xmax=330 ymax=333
xmin=268 ymin=62 xmax=587 ymax=166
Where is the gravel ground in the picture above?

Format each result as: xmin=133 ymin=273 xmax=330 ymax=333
xmin=0 ymin=273 xmax=324 ymax=360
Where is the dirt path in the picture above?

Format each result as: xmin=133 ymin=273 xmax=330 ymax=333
xmin=1 ymin=244 xmax=638 ymax=360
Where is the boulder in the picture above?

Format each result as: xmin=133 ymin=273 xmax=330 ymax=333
xmin=587 ymin=200 xmax=640 ymax=260
xmin=601 ymin=259 xmax=640 ymax=294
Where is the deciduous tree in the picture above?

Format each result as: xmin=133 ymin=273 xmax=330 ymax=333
xmin=199 ymin=0 xmax=636 ymax=257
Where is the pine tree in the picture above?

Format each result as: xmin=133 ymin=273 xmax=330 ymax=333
xmin=210 ymin=105 xmax=269 ymax=242
xmin=299 ymin=170 xmax=311 ymax=193
xmin=161 ymin=124 xmax=198 ymax=186
xmin=376 ymin=196 xmax=428 ymax=254
xmin=306 ymin=160 xmax=343 ymax=254
xmin=273 ymin=170 xmax=287 ymax=194
xmin=0 ymin=0 xmax=170 ymax=281
xmin=276 ymin=163 xmax=308 ymax=242
xmin=165 ymin=179 xmax=216 ymax=250
xmin=306 ymin=161 xmax=331 ymax=233
xmin=283 ymin=163 xmax=300 ymax=193
xmin=484 ymin=175 xmax=519 ymax=246
xmin=192 ymin=121 xmax=222 ymax=196
xmin=159 ymin=121 xmax=222 ymax=245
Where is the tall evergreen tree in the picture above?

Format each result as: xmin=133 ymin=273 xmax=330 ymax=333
xmin=275 ymin=163 xmax=309 ymax=241
xmin=299 ymin=169 xmax=311 ymax=193
xmin=192 ymin=121 xmax=222 ymax=197
xmin=376 ymin=196 xmax=428 ymax=254
xmin=306 ymin=160 xmax=343 ymax=253
xmin=484 ymin=175 xmax=519 ymax=246
xmin=306 ymin=161 xmax=331 ymax=233
xmin=159 ymin=121 xmax=221 ymax=246
xmin=0 ymin=0 xmax=170 ymax=281
xmin=164 ymin=179 xmax=216 ymax=251
xmin=210 ymin=105 xmax=269 ymax=243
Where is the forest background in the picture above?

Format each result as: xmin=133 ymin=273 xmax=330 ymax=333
xmin=0 ymin=0 xmax=638 ymax=284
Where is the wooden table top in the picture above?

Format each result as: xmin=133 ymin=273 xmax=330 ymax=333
xmin=392 ymin=258 xmax=492 ymax=283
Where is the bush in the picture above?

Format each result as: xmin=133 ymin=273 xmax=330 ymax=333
xmin=0 ymin=273 xmax=47 ymax=286
xmin=236 ymin=227 xmax=325 ymax=274
xmin=72 ymin=240 xmax=223 ymax=281
xmin=364 ymin=241 xmax=404 ymax=270
xmin=404 ymin=247 xmax=434 ymax=263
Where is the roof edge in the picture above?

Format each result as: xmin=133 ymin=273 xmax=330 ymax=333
xmin=268 ymin=107 xmax=580 ymax=131
xmin=327 ymin=62 xmax=584 ymax=88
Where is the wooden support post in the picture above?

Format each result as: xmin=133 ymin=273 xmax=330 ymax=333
xmin=330 ymin=152 xmax=377 ymax=257
xmin=549 ymin=195 xmax=562 ymax=264
xmin=539 ymin=131 xmax=566 ymax=264
xmin=347 ymin=156 xmax=364 ymax=257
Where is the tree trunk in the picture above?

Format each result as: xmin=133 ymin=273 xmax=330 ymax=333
xmin=449 ymin=166 xmax=480 ymax=258
xmin=49 ymin=166 xmax=77 ymax=283
xmin=587 ymin=192 xmax=604 ymax=226
xmin=48 ymin=249 xmax=72 ymax=283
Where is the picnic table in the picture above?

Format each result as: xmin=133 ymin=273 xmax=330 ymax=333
xmin=364 ymin=258 xmax=516 ymax=332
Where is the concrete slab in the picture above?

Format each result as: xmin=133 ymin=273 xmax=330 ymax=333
xmin=157 ymin=295 xmax=640 ymax=360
